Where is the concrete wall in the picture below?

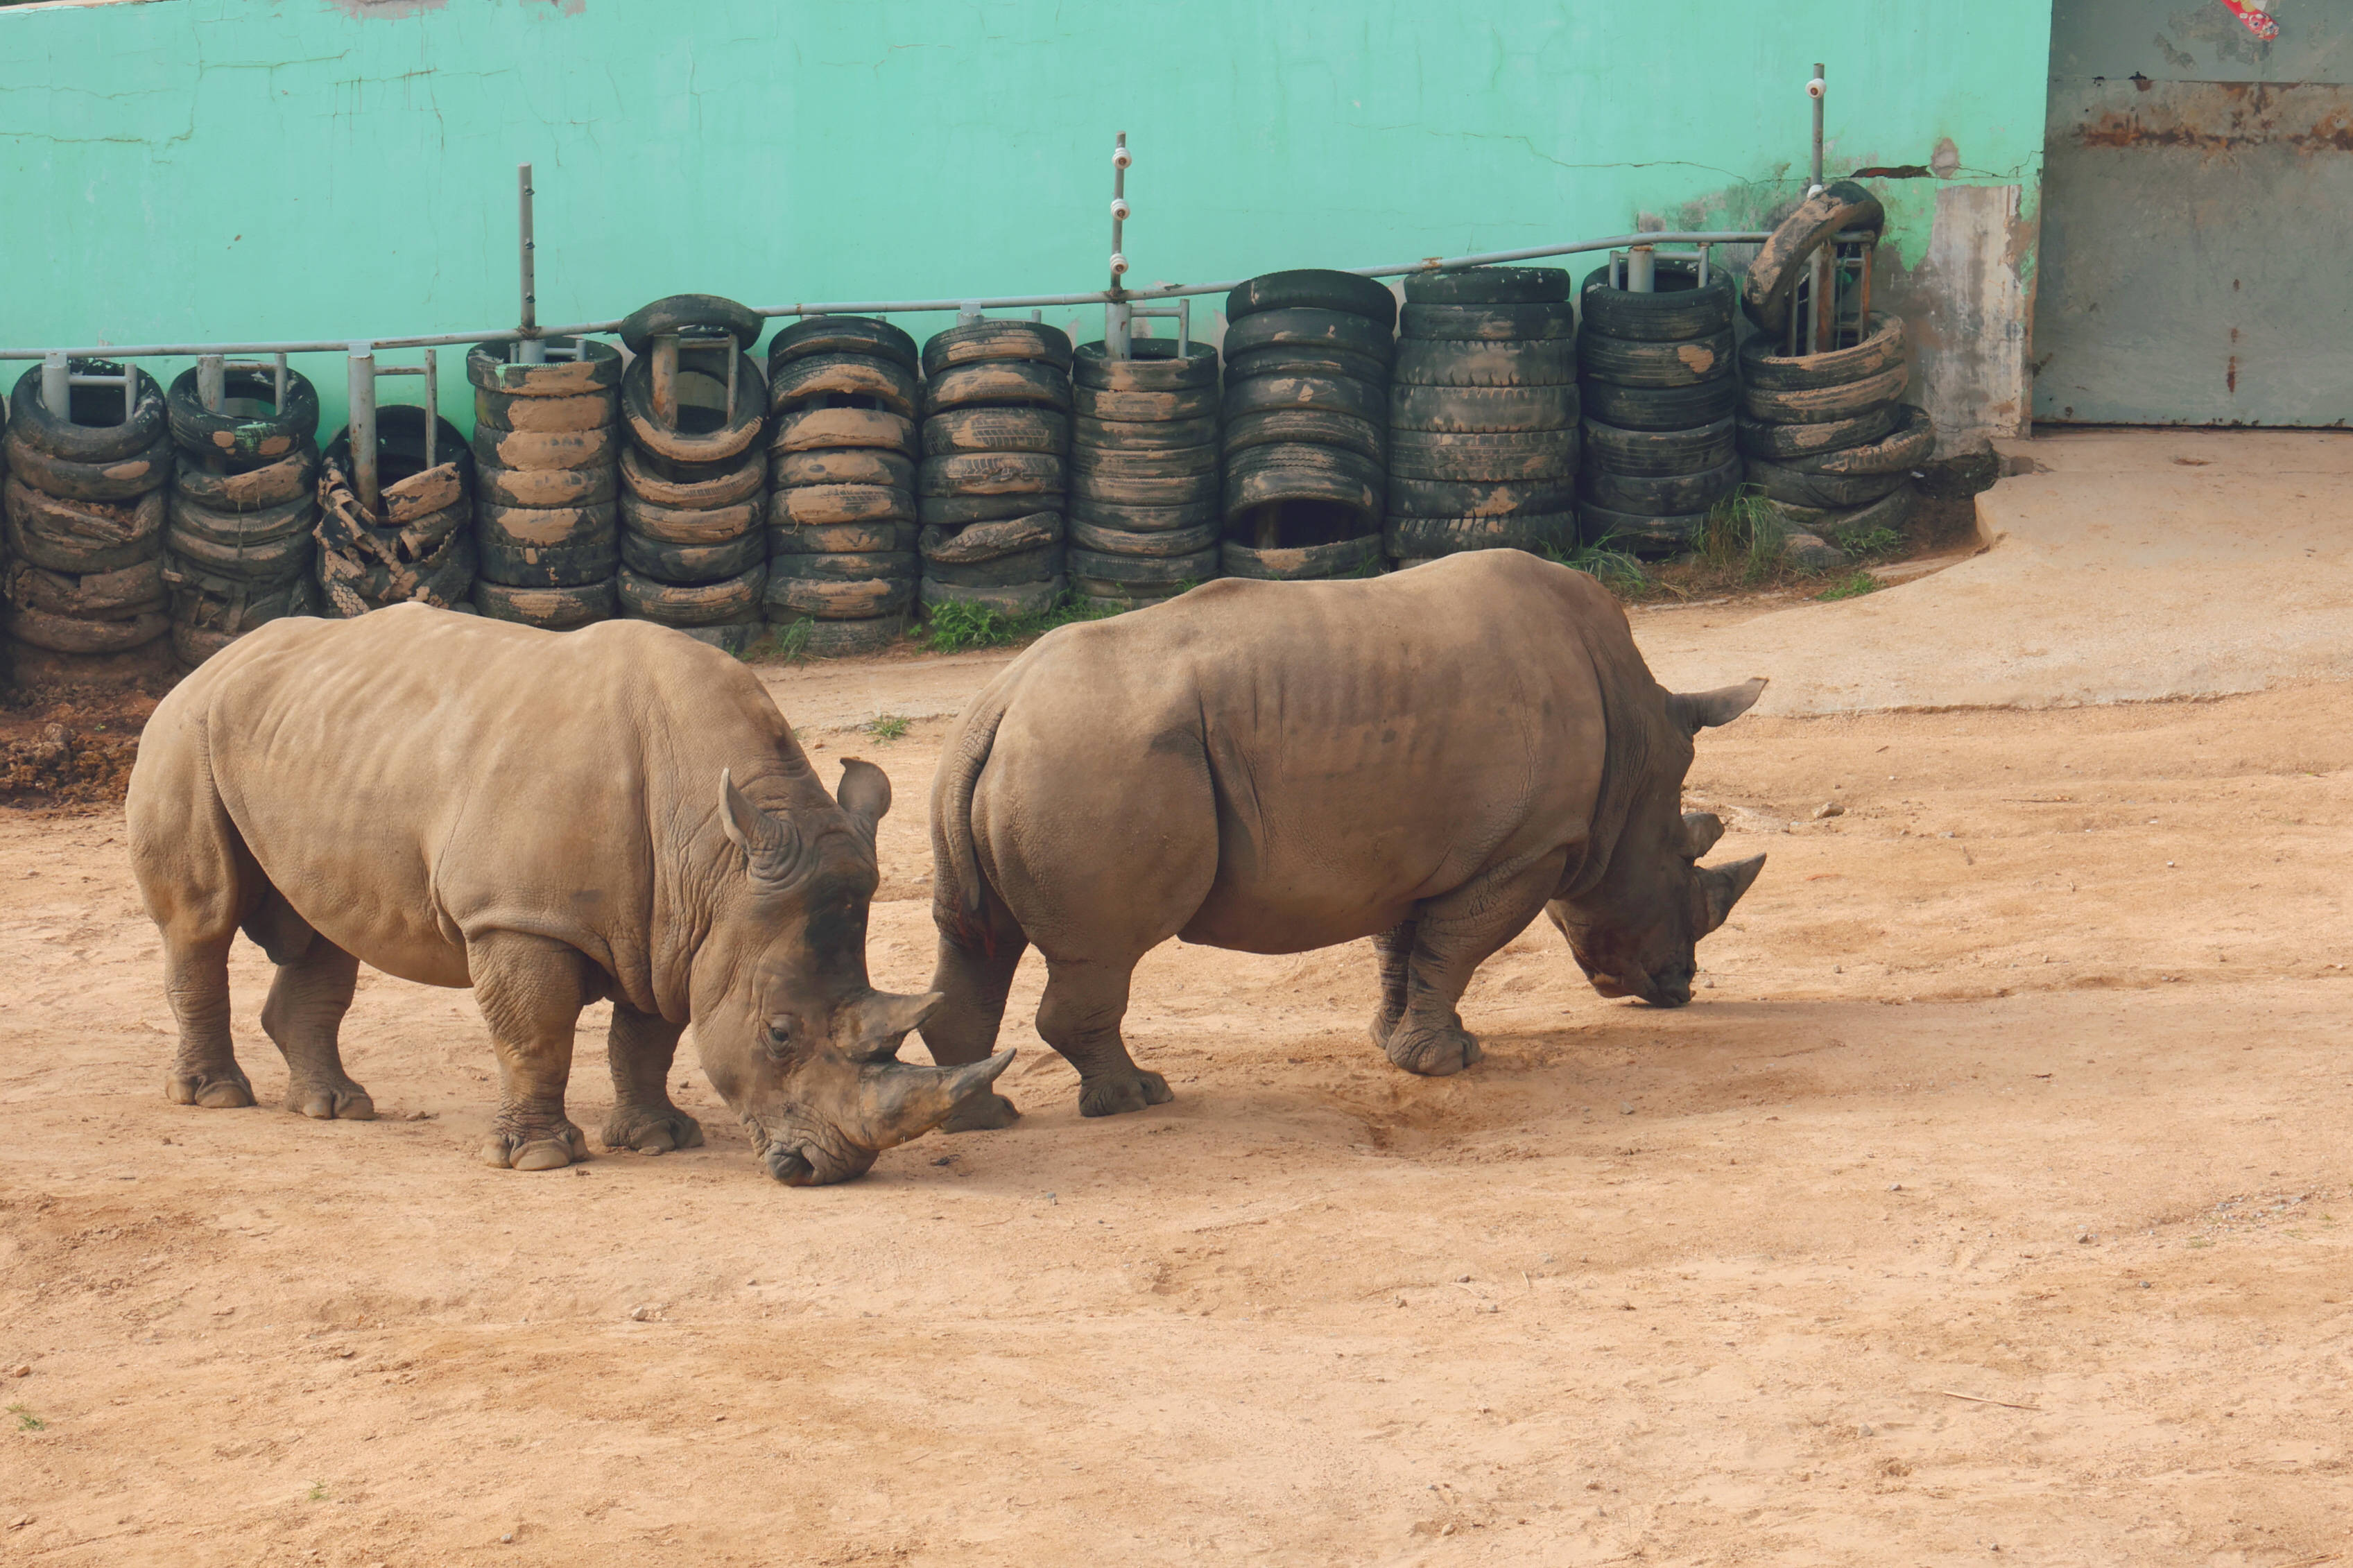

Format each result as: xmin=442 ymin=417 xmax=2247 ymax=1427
xmin=0 ymin=0 xmax=2050 ymax=451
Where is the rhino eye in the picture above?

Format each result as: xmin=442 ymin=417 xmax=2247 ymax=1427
xmin=763 ymin=1017 xmax=794 ymax=1059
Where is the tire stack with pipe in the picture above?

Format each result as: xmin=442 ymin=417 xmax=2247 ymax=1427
xmin=1384 ymin=267 xmax=1579 ymax=567
xmin=315 ymin=405 xmax=475 ymax=619
xmin=468 ymin=337 xmax=623 ymax=632
xmin=1734 ymin=181 xmax=1929 ymax=560
xmin=1 ymin=361 xmax=173 ymax=664
xmin=1576 ymin=257 xmax=1741 ymax=555
xmin=917 ymin=320 xmax=1071 ymax=619
xmin=1221 ymin=270 xmax=1393 ymax=582
xmin=764 ymin=316 xmax=921 ymax=655
xmin=614 ymin=295 xmax=769 ymax=652
xmin=1065 ymin=336 xmax=1221 ymax=611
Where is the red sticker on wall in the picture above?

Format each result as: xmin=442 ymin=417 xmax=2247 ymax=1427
xmin=2217 ymin=0 xmax=2280 ymax=40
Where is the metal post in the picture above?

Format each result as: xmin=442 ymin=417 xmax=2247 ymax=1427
xmin=723 ymin=334 xmax=739 ymax=418
xmin=650 ymin=333 xmax=678 ymax=429
xmin=517 ymin=163 xmax=544 ymax=365
xmin=1859 ymin=240 xmax=1875 ymax=331
xmin=1107 ymin=132 xmax=1132 ymax=359
xmin=958 ymin=302 xmax=984 ymax=327
xmin=1179 ymin=297 xmax=1191 ymax=354
xmin=422 ymin=348 xmax=438 ymax=470
xmin=272 ymin=352 xmax=288 ymax=410
xmin=40 ymin=351 xmax=68 ymax=416
xmin=1808 ymin=64 xmax=1827 ymax=194
xmin=347 ymin=343 xmax=379 ymax=517
xmin=198 ymin=354 xmax=225 ymax=413
xmin=1626 ymin=244 xmax=1656 ymax=293
xmin=1696 ymin=243 xmax=1712 ymax=288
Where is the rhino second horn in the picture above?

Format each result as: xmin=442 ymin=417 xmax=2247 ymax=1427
xmin=1700 ymin=854 xmax=1767 ymax=934
xmin=856 ymin=989 xmax=945 ymax=1051
xmin=859 ymin=1049 xmax=1017 ymax=1150
xmin=1680 ymin=811 xmax=1725 ymax=859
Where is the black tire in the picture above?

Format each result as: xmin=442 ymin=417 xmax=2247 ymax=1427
xmin=1743 ymin=456 xmax=1909 ymax=510
xmin=10 ymin=361 xmax=167 ymax=463
xmin=1072 ymin=338 xmax=1221 ymax=393
xmin=618 ymin=294 xmax=763 ymax=357
xmin=6 ymin=555 xmax=164 ymax=620
xmin=1769 ymin=479 xmax=1920 ymax=544
xmin=1221 ymin=534 xmax=1381 ymax=580
xmin=1576 ymin=328 xmax=1734 ymax=388
xmin=768 ymin=406 xmax=916 ymax=456
xmin=1402 ymin=266 xmax=1572 ymax=305
xmin=617 ymin=562 xmax=767 ymax=626
xmin=1387 ymin=427 xmax=1579 ymax=483
xmin=619 ymin=492 xmax=761 ymax=544
xmin=1074 ymin=381 xmax=1218 ymax=423
xmin=771 ymin=448 xmax=915 ymax=490
xmin=1399 ymin=302 xmax=1576 ymax=343
xmin=621 ymin=443 xmax=766 ymax=509
xmin=921 ymin=319 xmax=1075 ymax=377
xmin=476 ymin=527 xmax=621 ymax=589
xmin=1074 ymin=413 xmax=1219 ymax=452
xmin=1580 ymin=415 xmax=1736 ymax=478
xmin=921 ymin=406 xmax=1068 ymax=457
xmin=1383 ymin=511 xmax=1576 ymax=558
xmin=767 ymin=316 xmax=918 ymax=375
xmin=1582 ymin=377 xmax=1739 ymax=433
xmin=1576 ymin=261 xmax=1736 ymax=342
xmin=316 ymin=530 xmax=476 ymax=617
xmin=165 ymin=364 xmax=320 ymax=465
xmin=764 ymin=611 xmax=908 ymax=656
xmin=474 ymin=386 xmax=618 ymax=434
xmin=1386 ymin=476 xmax=1577 ymax=518
xmin=480 ymin=497 xmax=620 ymax=549
xmin=1740 ymin=363 xmax=1909 ymax=424
xmin=472 ymin=424 xmax=618 ymax=474
xmin=1066 ymin=543 xmax=1220 ymax=585
xmin=1 ymin=601 xmax=169 ymax=655
xmin=1775 ymin=404 xmax=1936 ymax=476
xmin=1222 ymin=343 xmax=1390 ymax=389
xmin=1071 ymin=471 xmax=1216 ymax=509
xmin=472 ymin=576 xmax=616 ymax=630
xmin=163 ymin=522 xmax=311 ymax=585
xmin=466 ymin=338 xmax=623 ymax=397
xmin=4 ymin=475 xmax=166 ymax=573
xmin=925 ymin=360 xmax=1074 ymax=414
xmin=1223 ymin=445 xmax=1382 ymax=520
xmin=1223 ymin=307 xmax=1394 ymax=366
xmin=766 ymin=572 xmax=917 ymax=621
xmin=1580 ymin=457 xmax=1743 ymax=517
xmin=1224 ymin=408 xmax=1383 ymax=465
xmin=1225 ymin=270 xmax=1395 ymax=330
xmin=175 ymin=440 xmax=318 ymax=512
xmin=621 ymin=351 xmax=764 ymax=465
xmin=477 ymin=456 xmax=617 ymax=510
xmin=769 ymin=483 xmax=914 ymax=529
xmin=770 ymin=520 xmax=918 ymax=555
xmin=620 ymin=526 xmax=767 ymax=585
xmin=920 ymin=492 xmax=1065 ymax=527
xmin=1580 ymin=502 xmax=1709 ymax=556
xmin=323 ymin=405 xmax=476 ymax=498
xmin=922 ymin=542 xmax=1065 ymax=588
xmin=1392 ymin=338 xmax=1576 ymax=388
xmin=1734 ymin=403 xmax=1901 ymax=460
xmin=918 ymin=512 xmax=1062 ymax=565
xmin=1069 ymin=494 xmax=1221 ymax=533
xmin=1071 ymin=583 xmax=1195 ymax=611
xmin=1066 ymin=517 xmax=1221 ymax=557
xmin=1069 ymin=442 xmax=1216 ymax=480
xmin=1739 ymin=313 xmax=1907 ymax=391
xmin=1742 ymin=180 xmax=1886 ymax=335
xmin=5 ymin=427 xmax=173 ymax=502
xmin=766 ymin=353 xmax=921 ymax=420
xmin=1389 ymin=384 xmax=1578 ymax=434
xmin=919 ymin=451 xmax=1065 ymax=498
xmin=166 ymin=490 xmax=314 ymax=550
xmin=1223 ymin=372 xmax=1385 ymax=427
xmin=917 ymin=575 xmax=1066 ymax=616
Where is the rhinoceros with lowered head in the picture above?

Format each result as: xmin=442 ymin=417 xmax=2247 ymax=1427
xmin=126 ymin=604 xmax=1010 ymax=1185
xmin=916 ymin=551 xmax=1766 ymax=1129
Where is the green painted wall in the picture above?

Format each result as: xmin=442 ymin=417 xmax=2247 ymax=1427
xmin=0 ymin=0 xmax=2051 ymax=442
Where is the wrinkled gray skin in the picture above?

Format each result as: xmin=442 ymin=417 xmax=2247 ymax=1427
xmin=917 ymin=551 xmax=1765 ymax=1128
xmin=126 ymin=605 xmax=1009 ymax=1186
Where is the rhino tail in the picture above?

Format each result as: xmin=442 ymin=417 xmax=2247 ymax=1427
xmin=932 ymin=686 xmax=1012 ymax=950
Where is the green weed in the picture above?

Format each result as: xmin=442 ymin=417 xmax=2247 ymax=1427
xmin=1816 ymin=572 xmax=1880 ymax=601
xmin=1838 ymin=525 xmax=1904 ymax=561
xmin=10 ymin=1404 xmax=44 ymax=1431
xmin=767 ymin=619 xmax=814 ymax=664
xmin=1700 ymin=485 xmax=1789 ymax=580
xmin=1537 ymin=540 xmax=1648 ymax=594
xmin=307 ymin=1480 xmax=329 ymax=1502
xmin=923 ymin=593 xmax=1117 ymax=653
xmin=863 ymin=713 xmax=911 ymax=743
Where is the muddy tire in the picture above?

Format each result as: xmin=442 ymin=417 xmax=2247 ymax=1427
xmin=1739 ymin=313 xmax=1907 ymax=391
xmin=1392 ymin=339 xmax=1576 ymax=388
xmin=6 ymin=555 xmax=165 ymax=621
xmin=1583 ymin=377 xmax=1739 ymax=433
xmin=166 ymin=489 xmax=315 ymax=557
xmin=472 ymin=424 xmax=618 ymax=474
xmin=1065 ymin=543 xmax=1219 ymax=586
xmin=1775 ymin=404 xmax=1937 ymax=476
xmin=1069 ymin=494 xmax=1222 ymax=533
xmin=1402 ymin=266 xmax=1572 ymax=305
xmin=1223 ymin=307 xmax=1395 ymax=366
xmin=1224 ymin=373 xmax=1385 ymax=427
xmin=1074 ymin=413 xmax=1218 ymax=452
xmin=465 ymin=338 xmax=623 ymax=397
xmin=1742 ymin=180 xmax=1886 ymax=336
xmin=768 ymin=406 xmax=917 ymax=456
xmin=1070 ymin=443 xmax=1217 ymax=480
xmin=5 ymin=476 xmax=167 ymax=573
xmin=1071 ymin=470 xmax=1217 ymax=508
xmin=1580 ymin=456 xmax=1743 ymax=517
xmin=1223 ymin=408 xmax=1383 ymax=465
xmin=1743 ymin=456 xmax=1910 ymax=509
xmin=765 ymin=353 xmax=921 ymax=420
xmin=922 ymin=406 xmax=1068 ymax=457
xmin=921 ymin=320 xmax=1074 ymax=377
xmin=1065 ymin=517 xmax=1222 ymax=557
xmin=1400 ymin=302 xmax=1577 ymax=343
xmin=917 ymin=574 xmax=1065 ymax=616
xmin=765 ymin=571 xmax=916 ymax=621
xmin=1390 ymin=384 xmax=1578 ymax=434
xmin=175 ymin=441 xmax=318 ymax=512
xmin=922 ymin=543 xmax=1065 ymax=588
xmin=1576 ymin=261 xmax=1735 ymax=341
xmin=479 ymin=497 xmax=621 ymax=549
xmin=1 ymin=601 xmax=169 ymax=654
xmin=621 ymin=352 xmax=764 ymax=465
xmin=5 ymin=427 xmax=173 ymax=503
xmin=1223 ymin=443 xmax=1382 ymax=521
xmin=1225 ymin=269 xmax=1396 ymax=331
xmin=918 ymin=511 xmax=1060 ymax=562
xmin=476 ymin=522 xmax=622 ymax=588
xmin=1768 ymin=479 xmax=1920 ymax=544
xmin=1576 ymin=329 xmax=1734 ymax=388
xmin=1386 ymin=476 xmax=1577 ymax=518
xmin=918 ymin=451 xmax=1065 ymax=499
xmin=471 ymin=576 xmax=616 ymax=630
xmin=619 ymin=526 xmax=766 ymax=585
xmin=765 ymin=610 xmax=908 ymax=657
xmin=1074 ymin=381 xmax=1218 ymax=423
xmin=771 ymin=448 xmax=915 ymax=491
xmin=770 ymin=520 xmax=919 ymax=556
xmin=1223 ymin=343 xmax=1390 ymax=392
xmin=1383 ymin=511 xmax=1577 ymax=558
xmin=1741 ymin=363 xmax=1910 ymax=424
xmin=1580 ymin=415 xmax=1737 ymax=478
xmin=1580 ymin=501 xmax=1711 ymax=555
xmin=10 ymin=362 xmax=168 ymax=463
xmin=920 ymin=492 xmax=1065 ymax=527
xmin=618 ymin=294 xmax=763 ymax=357
xmin=1734 ymin=404 xmax=1902 ymax=460
xmin=768 ymin=316 xmax=918 ymax=375
xmin=165 ymin=364 xmax=320 ymax=466
xmin=621 ymin=444 xmax=767 ymax=510
xmin=473 ymin=386 xmax=618 ymax=434
xmin=1387 ymin=427 xmax=1580 ymax=483
xmin=477 ymin=456 xmax=617 ymax=510
xmin=1072 ymin=338 xmax=1220 ymax=392
xmin=616 ymin=562 xmax=766 ymax=626
xmin=769 ymin=483 xmax=914 ymax=529
xmin=926 ymin=360 xmax=1074 ymax=414
xmin=1221 ymin=534 xmax=1381 ymax=580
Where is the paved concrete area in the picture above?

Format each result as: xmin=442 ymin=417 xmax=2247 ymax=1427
xmin=1636 ymin=429 xmax=2353 ymax=715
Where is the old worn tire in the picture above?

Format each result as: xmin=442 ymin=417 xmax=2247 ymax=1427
xmin=770 ymin=520 xmax=917 ymax=556
xmin=1392 ymin=338 xmax=1576 ymax=388
xmin=771 ymin=448 xmax=915 ymax=491
xmin=471 ymin=576 xmax=616 ymax=630
xmin=768 ymin=483 xmax=913 ymax=529
xmin=1072 ymin=338 xmax=1220 ymax=393
xmin=473 ymin=386 xmax=618 ymax=434
xmin=1388 ymin=427 xmax=1579 ymax=483
xmin=922 ymin=407 xmax=1068 ymax=457
xmin=175 ymin=441 xmax=318 ymax=512
xmin=1069 ymin=443 xmax=1216 ymax=480
xmin=162 ymin=523 xmax=311 ymax=584
xmin=1223 ymin=343 xmax=1389 ymax=391
xmin=768 ymin=316 xmax=918 ymax=375
xmin=1383 ymin=512 xmax=1576 ymax=558
xmin=621 ymin=351 xmax=764 ymax=465
xmin=5 ymin=476 xmax=167 ymax=573
xmin=1580 ymin=416 xmax=1737 ymax=478
xmin=1744 ymin=456 xmax=1910 ymax=509
xmin=1070 ymin=469 xmax=1218 ymax=508
xmin=1580 ymin=501 xmax=1709 ymax=555
xmin=1225 ymin=270 xmax=1396 ymax=331
xmin=1402 ymin=266 xmax=1572 ymax=306
xmin=769 ymin=549 xmax=918 ymax=583
xmin=1224 ymin=408 xmax=1382 ymax=465
xmin=5 ymin=427 xmax=173 ymax=503
xmin=920 ymin=492 xmax=1064 ymax=527
xmin=1734 ymin=403 xmax=1902 ymax=460
xmin=465 ymin=338 xmax=623 ymax=397
xmin=1768 ymin=479 xmax=1920 ymax=544
xmin=617 ymin=562 xmax=766 ymax=626
xmin=926 ymin=360 xmax=1074 ymax=414
xmin=472 ymin=424 xmax=618 ymax=474
xmin=165 ymin=365 xmax=320 ymax=465
xmin=1 ymin=601 xmax=169 ymax=654
xmin=768 ymin=406 xmax=916 ymax=456
xmin=922 ymin=543 xmax=1065 ymax=588
xmin=917 ymin=575 xmax=1065 ymax=616
xmin=1065 ymin=544 xmax=1219 ymax=586
xmin=1221 ymin=534 xmax=1381 ymax=580
xmin=1576 ymin=261 xmax=1736 ymax=341
xmin=1386 ymin=476 xmax=1577 ymax=518
xmin=1739 ymin=313 xmax=1907 ymax=391
xmin=1742 ymin=180 xmax=1886 ymax=336
xmin=476 ymin=524 xmax=621 ymax=589
xmin=476 ymin=456 xmax=617 ymax=509
xmin=620 ymin=526 xmax=766 ymax=585
xmin=1776 ymin=404 xmax=1937 ymax=476
xmin=1223 ymin=307 xmax=1393 ymax=367
xmin=1582 ymin=378 xmax=1739 ymax=433
xmin=1389 ymin=384 xmax=1578 ymax=434
xmin=1223 ymin=444 xmax=1382 ymax=520
xmin=765 ymin=610 xmax=908 ymax=655
xmin=1068 ymin=494 xmax=1221 ymax=533
xmin=618 ymin=294 xmax=762 ymax=357
xmin=1576 ymin=329 xmax=1735 ymax=388
xmin=766 ymin=353 xmax=920 ymax=420
xmin=1075 ymin=381 xmax=1218 ymax=423
xmin=7 ymin=555 xmax=164 ymax=620
xmin=765 ymin=571 xmax=916 ymax=621
xmin=1223 ymin=373 xmax=1385 ymax=428
xmin=1740 ymin=363 xmax=1910 ymax=424
xmin=1065 ymin=517 xmax=1222 ymax=558
xmin=1580 ymin=457 xmax=1743 ymax=517
xmin=166 ymin=490 xmax=314 ymax=552
xmin=919 ymin=451 xmax=1065 ymax=498
xmin=917 ymin=512 xmax=1062 ymax=565
xmin=1074 ymin=413 xmax=1218 ymax=452
xmin=479 ymin=497 xmax=620 ymax=551
xmin=621 ymin=443 xmax=766 ymax=510
xmin=1399 ymin=302 xmax=1576 ymax=343
xmin=10 ymin=362 xmax=168 ymax=463
xmin=921 ymin=320 xmax=1074 ymax=378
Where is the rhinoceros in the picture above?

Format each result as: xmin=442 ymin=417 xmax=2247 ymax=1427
xmin=125 ymin=604 xmax=1010 ymax=1184
xmin=915 ymin=551 xmax=1766 ymax=1128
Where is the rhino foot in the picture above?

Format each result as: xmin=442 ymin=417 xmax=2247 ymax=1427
xmin=167 ymin=1066 xmax=255 ymax=1110
xmin=603 ymin=1107 xmax=705 ymax=1155
xmin=288 ymin=1078 xmax=374 ymax=1121
xmin=480 ymin=1119 xmax=589 ymax=1171
xmin=1078 ymin=1068 xmax=1173 ymax=1119
xmin=1368 ymin=1008 xmax=1403 ymax=1052
xmin=939 ymin=1092 xmax=1021 ymax=1133
xmin=1385 ymin=1024 xmax=1485 ymax=1077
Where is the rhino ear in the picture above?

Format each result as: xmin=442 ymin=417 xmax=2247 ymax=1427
xmin=1700 ymin=854 xmax=1767 ymax=934
xmin=1680 ymin=811 xmax=1725 ymax=859
xmin=718 ymin=768 xmax=804 ymax=887
xmin=1666 ymin=678 xmax=1768 ymax=737
xmin=836 ymin=758 xmax=892 ymax=838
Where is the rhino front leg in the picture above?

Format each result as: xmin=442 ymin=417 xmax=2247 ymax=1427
xmin=1037 ymin=958 xmax=1171 ymax=1117
xmin=259 ymin=935 xmax=373 ymax=1121
xmin=918 ymin=891 xmax=1031 ymax=1133
xmin=467 ymin=930 xmax=595 ymax=1171
xmin=1368 ymin=920 xmax=1417 ymax=1052
xmin=1383 ymin=851 xmax=1569 ymax=1078
xmin=603 ymin=1003 xmax=704 ymax=1155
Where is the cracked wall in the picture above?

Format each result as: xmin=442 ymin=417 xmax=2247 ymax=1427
xmin=0 ymin=0 xmax=2050 ymax=442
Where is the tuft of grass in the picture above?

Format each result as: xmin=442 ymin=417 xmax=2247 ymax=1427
xmin=1537 ymin=540 xmax=1648 ymax=594
xmin=922 ymin=592 xmax=1117 ymax=653
xmin=766 ymin=619 xmax=814 ymax=664
xmin=863 ymin=713 xmax=911 ymax=743
xmin=10 ymin=1404 xmax=44 ymax=1431
xmin=307 ymin=1480 xmax=329 ymax=1502
xmin=1838 ymin=524 xmax=1903 ymax=561
xmin=1700 ymin=485 xmax=1789 ymax=581
xmin=1816 ymin=571 xmax=1880 ymax=601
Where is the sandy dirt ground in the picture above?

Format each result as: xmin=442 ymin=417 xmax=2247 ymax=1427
xmin=3 ymin=631 xmax=2352 ymax=1567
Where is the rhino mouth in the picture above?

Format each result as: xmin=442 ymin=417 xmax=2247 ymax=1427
xmin=1584 ymin=965 xmax=1693 ymax=1008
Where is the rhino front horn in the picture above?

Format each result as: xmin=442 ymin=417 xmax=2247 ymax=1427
xmin=1700 ymin=854 xmax=1766 ymax=934
xmin=857 ymin=1049 xmax=1017 ymax=1151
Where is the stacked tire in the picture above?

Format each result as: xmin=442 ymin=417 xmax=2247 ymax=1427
xmin=1 ymin=361 xmax=173 ymax=662
xmin=1386 ymin=267 xmax=1580 ymax=567
xmin=615 ymin=295 xmax=768 ymax=652
xmin=1067 ymin=337 xmax=1221 ymax=611
xmin=1576 ymin=259 xmax=1741 ymax=555
xmin=469 ymin=337 xmax=623 ymax=633
xmin=314 ymin=406 xmax=476 ymax=618
xmin=917 ymin=320 xmax=1071 ymax=619
xmin=1737 ymin=317 xmax=1932 ymax=558
xmin=764 ymin=316 xmax=921 ymax=655
xmin=1220 ymin=270 xmax=1393 ymax=583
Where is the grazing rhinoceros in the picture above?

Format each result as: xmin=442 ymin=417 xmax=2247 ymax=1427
xmin=126 ymin=604 xmax=1009 ymax=1185
xmin=915 ymin=550 xmax=1765 ymax=1128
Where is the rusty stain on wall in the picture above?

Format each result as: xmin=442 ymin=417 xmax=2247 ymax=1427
xmin=2074 ymin=81 xmax=2353 ymax=153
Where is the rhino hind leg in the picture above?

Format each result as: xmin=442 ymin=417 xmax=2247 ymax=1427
xmin=257 ymin=927 xmax=374 ymax=1121
xmin=602 ymin=1003 xmax=704 ymax=1155
xmin=1037 ymin=960 xmax=1171 ymax=1118
xmin=467 ymin=930 xmax=596 ymax=1171
xmin=162 ymin=931 xmax=256 ymax=1110
xmin=1380 ymin=851 xmax=1570 ymax=1078
xmin=1368 ymin=920 xmax=1418 ymax=1052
